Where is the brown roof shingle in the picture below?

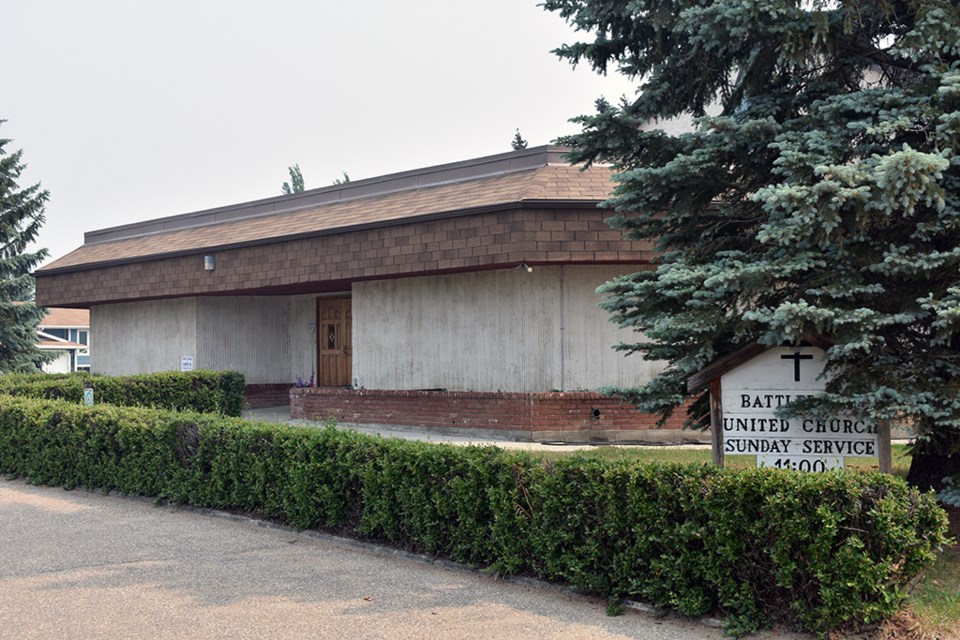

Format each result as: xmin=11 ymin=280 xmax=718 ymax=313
xmin=40 ymin=162 xmax=613 ymax=274
xmin=40 ymin=307 xmax=90 ymax=328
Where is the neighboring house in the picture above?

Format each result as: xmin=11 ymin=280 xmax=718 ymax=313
xmin=34 ymin=146 xmax=689 ymax=441
xmin=38 ymin=307 xmax=90 ymax=373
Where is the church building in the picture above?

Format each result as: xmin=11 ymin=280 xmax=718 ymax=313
xmin=35 ymin=146 xmax=690 ymax=441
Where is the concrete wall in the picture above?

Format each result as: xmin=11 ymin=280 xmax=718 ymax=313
xmin=196 ymin=297 xmax=290 ymax=385
xmin=352 ymin=266 xmax=664 ymax=392
xmin=90 ymin=266 xmax=661 ymax=392
xmin=92 ymin=296 xmax=304 ymax=384
xmin=288 ymin=294 xmax=318 ymax=384
xmin=560 ymin=266 xmax=665 ymax=390
xmin=92 ymin=298 xmax=198 ymax=376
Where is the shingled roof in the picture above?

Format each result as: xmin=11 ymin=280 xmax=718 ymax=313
xmin=36 ymin=146 xmax=654 ymax=308
xmin=40 ymin=146 xmax=614 ymax=275
xmin=39 ymin=307 xmax=90 ymax=328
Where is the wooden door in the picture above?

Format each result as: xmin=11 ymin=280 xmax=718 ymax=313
xmin=317 ymin=297 xmax=352 ymax=387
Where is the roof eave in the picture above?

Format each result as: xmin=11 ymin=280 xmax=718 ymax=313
xmin=686 ymin=336 xmax=835 ymax=393
xmin=35 ymin=198 xmax=607 ymax=277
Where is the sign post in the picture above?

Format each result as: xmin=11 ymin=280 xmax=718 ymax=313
xmin=709 ymin=378 xmax=724 ymax=467
xmin=83 ymin=380 xmax=94 ymax=407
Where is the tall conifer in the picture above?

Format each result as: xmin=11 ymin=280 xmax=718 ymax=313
xmin=0 ymin=121 xmax=50 ymax=373
xmin=512 ymin=129 xmax=529 ymax=151
xmin=545 ymin=0 xmax=960 ymax=486
xmin=282 ymin=163 xmax=305 ymax=194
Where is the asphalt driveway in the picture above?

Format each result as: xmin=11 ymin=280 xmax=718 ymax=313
xmin=0 ymin=479 xmax=802 ymax=639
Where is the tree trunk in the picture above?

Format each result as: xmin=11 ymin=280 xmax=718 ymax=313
xmin=906 ymin=431 xmax=960 ymax=492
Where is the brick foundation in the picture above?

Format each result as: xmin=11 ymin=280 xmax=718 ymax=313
xmin=290 ymin=387 xmax=701 ymax=443
xmin=245 ymin=384 xmax=295 ymax=409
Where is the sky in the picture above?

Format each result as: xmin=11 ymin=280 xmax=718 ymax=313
xmin=3 ymin=0 xmax=637 ymax=265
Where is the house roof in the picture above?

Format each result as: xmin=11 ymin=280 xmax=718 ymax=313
xmin=38 ymin=339 xmax=86 ymax=350
xmin=687 ymin=336 xmax=835 ymax=392
xmin=39 ymin=307 xmax=90 ymax=328
xmin=39 ymin=146 xmax=615 ymax=275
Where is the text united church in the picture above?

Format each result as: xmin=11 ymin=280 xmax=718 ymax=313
xmin=728 ymin=393 xmax=877 ymax=435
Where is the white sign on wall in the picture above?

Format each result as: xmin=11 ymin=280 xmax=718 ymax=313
xmin=180 ymin=356 xmax=194 ymax=372
xmin=720 ymin=347 xmax=877 ymax=471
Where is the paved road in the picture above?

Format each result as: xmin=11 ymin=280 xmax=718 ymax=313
xmin=0 ymin=480 xmax=804 ymax=639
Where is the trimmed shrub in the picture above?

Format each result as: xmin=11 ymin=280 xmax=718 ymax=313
xmin=0 ymin=395 xmax=948 ymax=635
xmin=0 ymin=370 xmax=245 ymax=416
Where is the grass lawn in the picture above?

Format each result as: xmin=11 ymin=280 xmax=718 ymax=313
xmin=532 ymin=443 xmax=913 ymax=477
xmin=531 ymin=443 xmax=959 ymax=638
xmin=906 ymin=542 xmax=960 ymax=639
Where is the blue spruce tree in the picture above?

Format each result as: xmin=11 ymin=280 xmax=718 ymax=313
xmin=545 ymin=0 xmax=960 ymax=488
xmin=0 ymin=121 xmax=50 ymax=373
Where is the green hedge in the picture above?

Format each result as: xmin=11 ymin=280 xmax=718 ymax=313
xmin=0 ymin=396 xmax=947 ymax=635
xmin=0 ymin=370 xmax=245 ymax=416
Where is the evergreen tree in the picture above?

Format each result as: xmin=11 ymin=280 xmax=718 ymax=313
xmin=544 ymin=0 xmax=960 ymax=487
xmin=282 ymin=163 xmax=305 ymax=194
xmin=0 ymin=121 xmax=50 ymax=373
xmin=511 ymin=129 xmax=528 ymax=151
xmin=332 ymin=171 xmax=350 ymax=185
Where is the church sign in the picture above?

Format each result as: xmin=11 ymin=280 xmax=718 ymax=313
xmin=689 ymin=342 xmax=891 ymax=473
xmin=719 ymin=346 xmax=877 ymax=471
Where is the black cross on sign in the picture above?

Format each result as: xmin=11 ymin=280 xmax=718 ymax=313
xmin=781 ymin=351 xmax=813 ymax=382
